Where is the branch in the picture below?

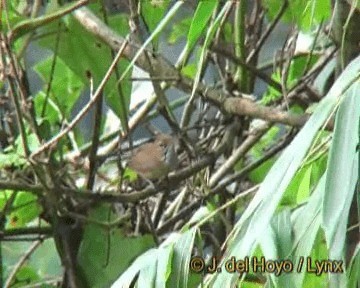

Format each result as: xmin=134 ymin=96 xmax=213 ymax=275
xmin=73 ymin=7 xmax=331 ymax=131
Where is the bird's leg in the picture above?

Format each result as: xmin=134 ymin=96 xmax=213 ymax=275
xmin=138 ymin=174 xmax=156 ymax=190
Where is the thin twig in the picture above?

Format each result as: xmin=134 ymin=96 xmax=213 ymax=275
xmin=209 ymin=122 xmax=271 ymax=186
xmin=247 ymin=0 xmax=288 ymax=63
xmin=4 ymin=239 xmax=44 ymax=288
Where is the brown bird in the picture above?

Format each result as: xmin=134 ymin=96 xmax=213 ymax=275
xmin=127 ymin=134 xmax=178 ymax=180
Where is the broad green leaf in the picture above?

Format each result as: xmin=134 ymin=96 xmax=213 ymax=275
xmin=282 ymin=166 xmax=309 ymax=206
xmin=3 ymin=239 xmax=61 ymax=285
xmin=292 ymin=175 xmax=324 ymax=287
xmin=112 ymin=248 xmax=160 ymax=288
xmin=78 ymin=205 xmax=155 ymax=288
xmin=33 ymin=91 xmax=64 ymax=141
xmin=248 ymin=157 xmax=277 ymax=184
xmin=323 ymin=82 xmax=360 ymax=287
xmin=137 ymin=255 xmax=157 ymax=288
xmin=297 ymin=165 xmax=312 ymax=202
xmin=261 ymin=71 xmax=282 ymax=105
xmin=181 ymin=63 xmax=198 ymax=79
xmin=34 ymin=57 xmax=84 ymax=117
xmin=0 ymin=191 xmax=13 ymax=211
xmin=38 ymin=9 xmax=131 ymax=127
xmin=302 ymin=229 xmax=328 ymax=288
xmin=155 ymin=246 xmax=174 ymax=287
xmin=112 ymin=233 xmax=176 ymax=288
xmin=8 ymin=192 xmax=41 ymax=228
xmin=258 ymin=209 xmax=294 ymax=287
xmin=323 ymin=83 xmax=360 ymax=247
xmin=300 ymin=0 xmax=331 ymax=31
xmin=34 ymin=91 xmax=62 ymax=125
xmin=262 ymin=55 xmax=319 ymax=105
xmin=167 ymin=228 xmax=197 ymax=288
xmin=15 ymin=135 xmax=40 ymax=161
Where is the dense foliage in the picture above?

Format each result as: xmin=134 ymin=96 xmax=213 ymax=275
xmin=0 ymin=0 xmax=359 ymax=287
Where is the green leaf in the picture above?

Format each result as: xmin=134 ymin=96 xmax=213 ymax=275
xmin=297 ymin=165 xmax=312 ymax=201
xmin=0 ymin=0 xmax=27 ymax=33
xmin=167 ymin=228 xmax=197 ymax=288
xmin=141 ymin=0 xmax=170 ymax=49
xmin=113 ymin=227 xmax=197 ymax=287
xmin=282 ymin=166 xmax=308 ymax=206
xmin=248 ymin=126 xmax=280 ymax=183
xmin=78 ymin=204 xmax=155 ymax=288
xmin=322 ymin=80 xmax=360 ymax=287
xmin=248 ymin=157 xmax=276 ymax=183
xmin=302 ymin=229 xmax=328 ymax=288
xmin=261 ymin=71 xmax=282 ymax=105
xmin=155 ymin=246 xmax=174 ymax=287
xmin=177 ymin=0 xmax=218 ymax=65
xmin=2 ymin=239 xmax=61 ymax=286
xmin=8 ymin=192 xmax=42 ymax=228
xmin=37 ymin=11 xmax=131 ymax=127
xmin=10 ymin=266 xmax=40 ymax=287
xmin=113 ymin=236 xmax=175 ymax=287
xmin=190 ymin=1 xmax=232 ymax=99
xmin=33 ymin=91 xmax=64 ymax=141
xmin=0 ymin=191 xmax=14 ymax=211
xmin=259 ymin=209 xmax=295 ymax=286
xmin=0 ymin=151 xmax=27 ymax=169
xmin=262 ymin=0 xmax=331 ymax=31
xmin=181 ymin=63 xmax=197 ymax=79
xmin=117 ymin=1 xmax=183 ymax=83
xmin=292 ymin=176 xmax=323 ymax=287
xmin=262 ymin=55 xmax=319 ymax=105
xmin=287 ymin=55 xmax=319 ymax=86
xmin=34 ymin=57 xmax=84 ymax=117
xmin=168 ymin=17 xmax=192 ymax=44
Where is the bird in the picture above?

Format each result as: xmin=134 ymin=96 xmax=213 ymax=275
xmin=127 ymin=134 xmax=178 ymax=181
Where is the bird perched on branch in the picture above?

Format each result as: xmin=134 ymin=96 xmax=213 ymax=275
xmin=127 ymin=134 xmax=178 ymax=181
